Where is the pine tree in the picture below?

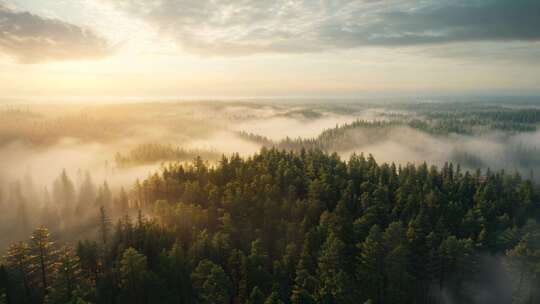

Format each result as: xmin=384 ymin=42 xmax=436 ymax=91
xmin=382 ymin=221 xmax=411 ymax=303
xmin=228 ymin=249 xmax=248 ymax=304
xmin=116 ymin=187 xmax=129 ymax=212
xmin=504 ymin=221 xmax=540 ymax=303
xmin=248 ymin=286 xmax=265 ymax=304
xmin=77 ymin=240 xmax=100 ymax=287
xmin=53 ymin=170 xmax=76 ymax=226
xmin=437 ymin=236 xmax=476 ymax=301
xmin=96 ymin=182 xmax=112 ymax=209
xmin=165 ymin=243 xmax=194 ymax=303
xmin=76 ymin=172 xmax=96 ymax=216
xmin=357 ymin=225 xmax=384 ymax=303
xmin=273 ymin=243 xmax=298 ymax=301
xmin=0 ymin=265 xmax=9 ymax=304
xmin=291 ymin=234 xmax=317 ymax=304
xmin=406 ymin=208 xmax=431 ymax=302
xmin=98 ymin=206 xmax=111 ymax=246
xmin=265 ymin=291 xmax=284 ymax=304
xmin=30 ymin=227 xmax=56 ymax=298
xmin=47 ymin=246 xmax=85 ymax=303
xmin=317 ymin=232 xmax=355 ymax=303
xmin=40 ymin=186 xmax=60 ymax=231
xmin=4 ymin=242 xmax=33 ymax=300
xmin=248 ymin=239 xmax=271 ymax=293
xmin=191 ymin=259 xmax=231 ymax=304
xmin=119 ymin=247 xmax=149 ymax=304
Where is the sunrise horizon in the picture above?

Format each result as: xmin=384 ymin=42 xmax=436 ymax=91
xmin=2 ymin=0 xmax=540 ymax=99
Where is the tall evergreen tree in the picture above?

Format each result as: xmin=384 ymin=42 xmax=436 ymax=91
xmin=98 ymin=206 xmax=111 ymax=246
xmin=29 ymin=227 xmax=56 ymax=299
xmin=264 ymin=291 xmax=285 ymax=304
xmin=52 ymin=170 xmax=76 ymax=226
xmin=47 ymin=246 xmax=85 ymax=303
xmin=118 ymin=247 xmax=149 ymax=304
xmin=4 ymin=242 xmax=33 ymax=301
xmin=317 ymin=232 xmax=355 ymax=303
xmin=382 ymin=221 xmax=411 ymax=303
xmin=191 ymin=259 xmax=231 ymax=304
xmin=248 ymin=286 xmax=265 ymax=304
xmin=357 ymin=225 xmax=384 ymax=304
xmin=76 ymin=172 xmax=96 ymax=216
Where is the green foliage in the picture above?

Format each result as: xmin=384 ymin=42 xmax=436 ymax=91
xmin=505 ymin=220 xmax=540 ymax=303
xmin=4 ymin=242 xmax=33 ymax=295
xmin=248 ymin=286 xmax=265 ymax=304
xmin=357 ymin=225 xmax=385 ymax=302
xmin=191 ymin=259 xmax=231 ymax=304
xmin=115 ymin=143 xmax=221 ymax=167
xmin=5 ymin=148 xmax=540 ymax=303
xmin=47 ymin=246 xmax=85 ymax=303
xmin=30 ymin=227 xmax=56 ymax=298
xmin=264 ymin=291 xmax=284 ymax=304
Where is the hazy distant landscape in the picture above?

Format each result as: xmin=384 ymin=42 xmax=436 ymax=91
xmin=2 ymin=98 xmax=540 ymax=303
xmin=2 ymin=0 xmax=540 ymax=303
xmin=4 ymin=99 xmax=540 ymax=188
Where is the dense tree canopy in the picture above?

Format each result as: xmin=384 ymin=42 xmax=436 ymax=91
xmin=2 ymin=148 xmax=540 ymax=303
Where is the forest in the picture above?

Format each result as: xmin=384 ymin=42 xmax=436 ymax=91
xmin=3 ymin=0 xmax=539 ymax=302
xmin=1 ymin=100 xmax=540 ymax=303
xmin=2 ymin=149 xmax=540 ymax=303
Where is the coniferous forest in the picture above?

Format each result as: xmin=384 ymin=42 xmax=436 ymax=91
xmin=2 ymin=101 xmax=540 ymax=304
xmin=2 ymin=147 xmax=540 ymax=304
xmin=3 ymin=0 xmax=540 ymax=302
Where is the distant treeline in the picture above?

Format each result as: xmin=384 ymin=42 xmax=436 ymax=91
xmin=240 ymin=107 xmax=540 ymax=153
xmin=239 ymin=120 xmax=400 ymax=152
xmin=0 ymin=108 xmax=124 ymax=146
xmin=399 ymin=103 xmax=540 ymax=133
xmin=115 ymin=144 xmax=222 ymax=167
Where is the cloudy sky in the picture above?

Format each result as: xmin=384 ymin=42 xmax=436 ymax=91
xmin=1 ymin=0 xmax=539 ymax=100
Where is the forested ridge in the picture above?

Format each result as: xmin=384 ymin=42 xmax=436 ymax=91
xmin=239 ymin=109 xmax=540 ymax=153
xmin=2 ymin=148 xmax=540 ymax=303
xmin=114 ymin=144 xmax=221 ymax=167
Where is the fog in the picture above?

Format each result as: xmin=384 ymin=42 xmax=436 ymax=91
xmin=0 ymin=102 xmax=357 ymax=247
xmin=3 ymin=102 xmax=540 ymax=225
xmin=2 ymin=100 xmax=540 ymax=302
xmin=3 ymin=101 xmax=540 ymax=194
xmin=233 ymin=113 xmax=358 ymax=141
xmin=340 ymin=127 xmax=540 ymax=177
xmin=432 ymin=255 xmax=512 ymax=304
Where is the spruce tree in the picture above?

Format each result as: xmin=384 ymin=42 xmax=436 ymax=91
xmin=4 ymin=242 xmax=33 ymax=300
xmin=30 ymin=227 xmax=56 ymax=298
xmin=248 ymin=286 xmax=265 ymax=304
xmin=47 ymin=246 xmax=85 ymax=303
xmin=191 ymin=259 xmax=231 ymax=304
xmin=119 ymin=247 xmax=149 ymax=304
xmin=357 ymin=225 xmax=384 ymax=303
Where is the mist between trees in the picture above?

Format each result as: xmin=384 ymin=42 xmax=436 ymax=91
xmin=2 ymin=148 xmax=540 ymax=303
xmin=2 ymin=100 xmax=540 ymax=303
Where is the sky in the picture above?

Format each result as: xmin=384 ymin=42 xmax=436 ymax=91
xmin=1 ymin=0 xmax=540 ymax=100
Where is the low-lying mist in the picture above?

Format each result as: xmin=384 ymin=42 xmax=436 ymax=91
xmin=0 ymin=102 xmax=362 ymax=248
xmin=338 ymin=126 xmax=540 ymax=178
xmin=3 ymin=100 xmax=540 ymax=303
xmin=2 ymin=100 xmax=540 ymax=250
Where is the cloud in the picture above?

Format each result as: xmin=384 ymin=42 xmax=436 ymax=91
xmin=414 ymin=41 xmax=540 ymax=64
xmin=100 ymin=0 xmax=540 ymax=56
xmin=0 ymin=4 xmax=111 ymax=63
